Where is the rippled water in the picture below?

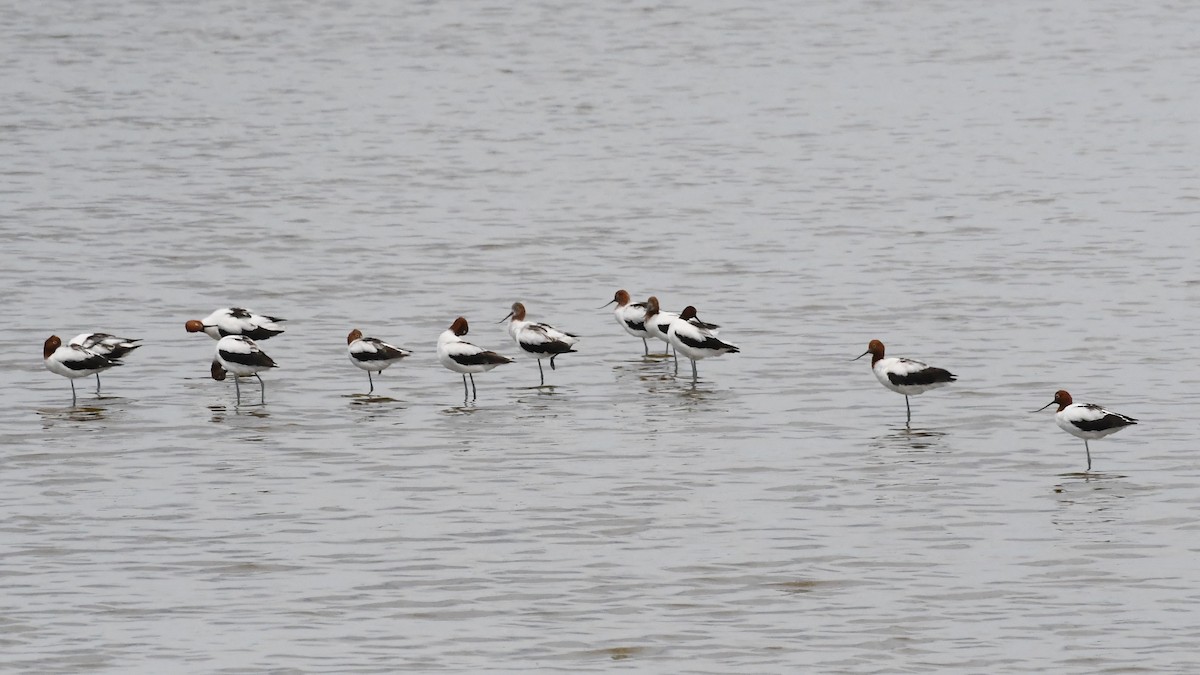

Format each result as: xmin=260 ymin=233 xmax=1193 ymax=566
xmin=3 ymin=0 xmax=1200 ymax=672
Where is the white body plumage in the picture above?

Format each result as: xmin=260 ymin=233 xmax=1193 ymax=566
xmin=186 ymin=307 xmax=285 ymax=341
xmin=437 ymin=318 xmax=511 ymax=375
xmin=348 ymin=330 xmax=411 ymax=374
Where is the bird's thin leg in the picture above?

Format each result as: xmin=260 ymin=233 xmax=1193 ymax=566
xmin=234 ymin=376 xmax=241 ymax=405
xmin=368 ymin=371 xmax=374 ymax=395
xmin=70 ymin=379 xmax=77 ymax=405
xmin=255 ymin=373 xmax=265 ymax=404
xmin=550 ymin=354 xmax=558 ymax=371
xmin=642 ymin=338 xmax=648 ymax=355
xmin=905 ymin=396 xmax=911 ymax=427
xmin=95 ymin=373 xmax=102 ymax=393
xmin=469 ymin=373 xmax=477 ymax=400
xmin=538 ymin=360 xmax=545 ymax=386
xmin=691 ymin=359 xmax=698 ymax=380
xmin=1085 ymin=440 xmax=1092 ymax=472
xmin=461 ymin=374 xmax=469 ymax=399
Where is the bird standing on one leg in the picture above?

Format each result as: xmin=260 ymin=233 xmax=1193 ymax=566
xmin=601 ymin=289 xmax=652 ymax=356
xmin=854 ymin=339 xmax=955 ymax=427
xmin=1034 ymin=389 xmax=1137 ymax=472
xmin=347 ymin=328 xmax=411 ymax=394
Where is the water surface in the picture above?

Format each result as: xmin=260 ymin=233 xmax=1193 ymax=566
xmin=2 ymin=0 xmax=1200 ymax=672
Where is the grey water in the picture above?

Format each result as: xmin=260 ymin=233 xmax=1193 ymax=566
xmin=2 ymin=0 xmax=1200 ymax=672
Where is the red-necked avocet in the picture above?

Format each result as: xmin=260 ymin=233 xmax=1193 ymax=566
xmin=185 ymin=307 xmax=285 ymax=341
xmin=69 ymin=332 xmax=141 ymax=391
xmin=641 ymin=296 xmax=677 ymax=357
xmin=666 ymin=306 xmax=739 ymax=380
xmin=854 ymin=339 xmax=956 ymax=427
xmin=500 ymin=302 xmax=579 ymax=386
xmin=212 ymin=335 xmax=277 ymax=405
xmin=644 ymin=296 xmax=719 ymax=359
xmin=43 ymin=335 xmax=123 ymax=403
xmin=601 ymin=289 xmax=652 ymax=355
xmin=347 ymin=328 xmax=411 ymax=394
xmin=1034 ymin=389 xmax=1137 ymax=472
xmin=437 ymin=317 xmax=513 ymax=399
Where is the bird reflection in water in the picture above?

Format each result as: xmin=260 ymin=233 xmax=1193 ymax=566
xmin=347 ymin=393 xmax=400 ymax=405
xmin=38 ymin=404 xmax=108 ymax=428
xmin=442 ymin=402 xmax=478 ymax=416
xmin=871 ymin=427 xmax=948 ymax=452
xmin=208 ymin=404 xmax=270 ymax=424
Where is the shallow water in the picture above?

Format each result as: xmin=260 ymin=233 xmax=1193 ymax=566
xmin=3 ymin=0 xmax=1200 ymax=672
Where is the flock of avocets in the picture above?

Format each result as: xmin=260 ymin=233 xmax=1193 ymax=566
xmin=41 ymin=290 xmax=1138 ymax=471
